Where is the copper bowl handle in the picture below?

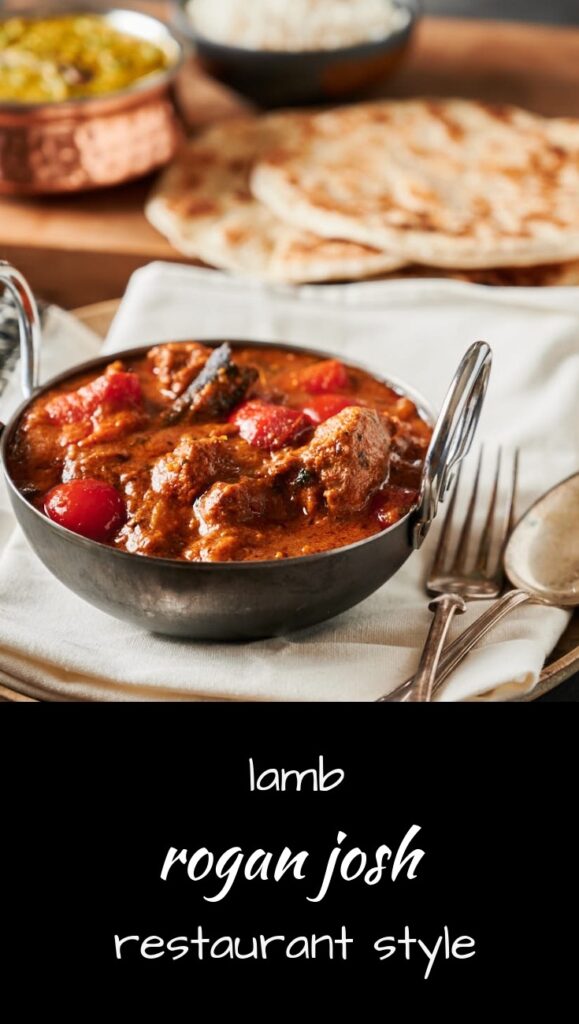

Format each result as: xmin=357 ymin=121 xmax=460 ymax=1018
xmin=0 ymin=262 xmax=41 ymax=400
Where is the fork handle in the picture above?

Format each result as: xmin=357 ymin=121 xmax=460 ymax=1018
xmin=377 ymin=589 xmax=531 ymax=702
xmin=382 ymin=593 xmax=467 ymax=702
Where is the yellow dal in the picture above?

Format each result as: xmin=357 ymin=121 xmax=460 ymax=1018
xmin=0 ymin=15 xmax=171 ymax=103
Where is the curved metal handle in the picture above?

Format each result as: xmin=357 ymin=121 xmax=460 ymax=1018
xmin=0 ymin=261 xmax=41 ymax=400
xmin=412 ymin=340 xmax=492 ymax=548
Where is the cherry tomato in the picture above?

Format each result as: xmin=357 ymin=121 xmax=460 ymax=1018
xmin=46 ymin=371 xmax=142 ymax=425
xmin=300 ymin=359 xmax=349 ymax=394
xmin=301 ymin=394 xmax=359 ymax=424
xmin=230 ymin=401 xmax=311 ymax=449
xmin=44 ymin=479 xmax=126 ymax=543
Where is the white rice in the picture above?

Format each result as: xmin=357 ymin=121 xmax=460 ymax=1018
xmin=188 ymin=0 xmax=410 ymax=52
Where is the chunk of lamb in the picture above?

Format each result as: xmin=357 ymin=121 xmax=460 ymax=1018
xmin=147 ymin=342 xmax=210 ymax=397
xmin=194 ymin=479 xmax=271 ymax=535
xmin=151 ymin=434 xmax=236 ymax=504
xmin=288 ymin=406 xmax=392 ymax=514
xmin=120 ymin=435 xmax=237 ymax=556
xmin=389 ymin=420 xmax=431 ymax=489
xmin=194 ymin=474 xmax=290 ymax=535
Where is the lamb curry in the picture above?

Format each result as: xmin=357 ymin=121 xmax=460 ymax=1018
xmin=8 ymin=342 xmax=433 ymax=562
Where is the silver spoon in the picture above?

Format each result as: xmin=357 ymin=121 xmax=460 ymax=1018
xmin=384 ymin=470 xmax=579 ymax=702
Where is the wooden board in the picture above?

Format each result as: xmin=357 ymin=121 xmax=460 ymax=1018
xmin=2 ymin=16 xmax=579 ymax=306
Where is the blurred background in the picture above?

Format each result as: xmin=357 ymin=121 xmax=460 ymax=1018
xmin=0 ymin=1 xmax=578 ymax=25
xmin=425 ymin=1 xmax=579 ymax=23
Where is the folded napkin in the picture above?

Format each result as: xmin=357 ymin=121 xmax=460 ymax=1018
xmin=0 ymin=263 xmax=577 ymax=701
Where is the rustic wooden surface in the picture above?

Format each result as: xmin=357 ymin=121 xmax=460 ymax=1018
xmin=2 ymin=17 xmax=579 ymax=306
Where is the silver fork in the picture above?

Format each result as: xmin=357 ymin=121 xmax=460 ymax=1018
xmin=378 ymin=447 xmax=519 ymax=702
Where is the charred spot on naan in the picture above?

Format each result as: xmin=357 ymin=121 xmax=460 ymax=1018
xmin=224 ymin=225 xmax=252 ymax=246
xmin=424 ymin=100 xmax=465 ymax=141
xmin=171 ymin=196 xmax=220 ymax=218
xmin=227 ymin=158 xmax=248 ymax=174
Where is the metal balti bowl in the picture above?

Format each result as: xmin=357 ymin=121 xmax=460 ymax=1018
xmin=0 ymin=6 xmax=184 ymax=195
xmin=0 ymin=262 xmax=491 ymax=640
xmin=173 ymin=0 xmax=419 ymax=108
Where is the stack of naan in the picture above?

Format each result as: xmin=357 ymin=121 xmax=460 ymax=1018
xmin=146 ymin=98 xmax=579 ymax=285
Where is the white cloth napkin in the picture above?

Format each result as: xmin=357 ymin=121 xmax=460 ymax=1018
xmin=0 ymin=263 xmax=577 ymax=701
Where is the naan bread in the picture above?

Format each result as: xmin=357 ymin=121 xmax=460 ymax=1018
xmin=439 ymin=262 xmax=579 ymax=286
xmin=384 ymin=261 xmax=579 ymax=286
xmin=251 ymin=99 xmax=579 ymax=269
xmin=146 ymin=117 xmax=405 ymax=283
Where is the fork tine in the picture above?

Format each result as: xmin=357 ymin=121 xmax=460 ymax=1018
xmin=451 ymin=447 xmax=484 ymax=573
xmin=430 ymin=459 xmax=464 ymax=574
xmin=492 ymin=448 xmax=520 ymax=578
xmin=506 ymin=448 xmax=520 ymax=540
xmin=474 ymin=447 xmax=502 ymax=574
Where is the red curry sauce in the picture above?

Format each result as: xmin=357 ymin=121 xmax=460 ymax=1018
xmin=7 ymin=342 xmax=432 ymax=562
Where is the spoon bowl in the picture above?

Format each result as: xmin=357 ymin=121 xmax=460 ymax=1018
xmin=505 ymin=471 xmax=579 ymax=607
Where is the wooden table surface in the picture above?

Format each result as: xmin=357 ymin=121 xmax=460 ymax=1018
xmin=3 ymin=16 xmax=579 ymax=306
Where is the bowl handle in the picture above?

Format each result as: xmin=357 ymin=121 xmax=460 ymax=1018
xmin=412 ymin=340 xmax=492 ymax=549
xmin=0 ymin=261 xmax=41 ymax=402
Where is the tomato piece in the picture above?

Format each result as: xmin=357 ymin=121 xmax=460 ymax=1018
xmin=44 ymin=479 xmax=126 ymax=543
xmin=45 ymin=390 xmax=87 ymax=424
xmin=46 ymin=371 xmax=142 ymax=425
xmin=93 ymin=372 xmax=142 ymax=410
xmin=300 ymin=359 xmax=349 ymax=394
xmin=230 ymin=401 xmax=311 ymax=449
xmin=302 ymin=394 xmax=359 ymax=424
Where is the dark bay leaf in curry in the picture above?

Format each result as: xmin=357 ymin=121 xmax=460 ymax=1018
xmin=8 ymin=343 xmax=432 ymax=562
xmin=164 ymin=342 xmax=259 ymax=424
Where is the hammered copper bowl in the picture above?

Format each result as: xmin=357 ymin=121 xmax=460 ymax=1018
xmin=173 ymin=0 xmax=419 ymax=108
xmin=0 ymin=6 xmax=184 ymax=195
